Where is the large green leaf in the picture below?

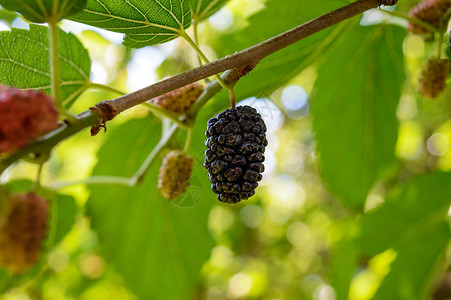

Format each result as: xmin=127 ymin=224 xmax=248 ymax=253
xmin=358 ymin=172 xmax=451 ymax=255
xmin=359 ymin=173 xmax=451 ymax=299
xmin=331 ymin=173 xmax=451 ymax=299
xmin=214 ymin=0 xmax=351 ymax=105
xmin=70 ymin=0 xmax=192 ymax=48
xmin=373 ymin=221 xmax=449 ymax=300
xmin=311 ymin=25 xmax=405 ymax=210
xmin=87 ymin=116 xmax=214 ymax=299
xmin=191 ymin=0 xmax=229 ymax=21
xmin=0 ymin=24 xmax=91 ymax=107
xmin=0 ymin=0 xmax=87 ymax=23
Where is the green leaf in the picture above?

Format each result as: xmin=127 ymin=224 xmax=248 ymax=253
xmin=358 ymin=172 xmax=451 ymax=255
xmin=311 ymin=25 xmax=406 ymax=210
xmin=0 ymin=6 xmax=19 ymax=25
xmin=191 ymin=0 xmax=229 ymax=21
xmin=214 ymin=0 xmax=351 ymax=105
xmin=359 ymin=173 xmax=451 ymax=299
xmin=331 ymin=227 xmax=358 ymax=300
xmin=0 ymin=0 xmax=87 ymax=23
xmin=0 ymin=24 xmax=91 ymax=108
xmin=70 ymin=0 xmax=192 ymax=48
xmin=87 ymin=116 xmax=214 ymax=299
xmin=373 ymin=221 xmax=450 ymax=300
xmin=331 ymin=173 xmax=451 ymax=299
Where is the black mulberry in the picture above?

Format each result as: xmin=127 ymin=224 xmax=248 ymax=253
xmin=204 ymin=106 xmax=267 ymax=204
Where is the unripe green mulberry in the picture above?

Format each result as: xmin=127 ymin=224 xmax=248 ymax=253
xmin=158 ymin=150 xmax=194 ymax=200
xmin=408 ymin=0 xmax=451 ymax=34
xmin=419 ymin=58 xmax=449 ymax=98
xmin=0 ymin=192 xmax=49 ymax=274
xmin=150 ymin=83 xmax=204 ymax=115
xmin=204 ymin=106 xmax=267 ymax=204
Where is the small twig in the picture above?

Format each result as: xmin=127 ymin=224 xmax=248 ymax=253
xmin=193 ymin=20 xmax=204 ymax=68
xmin=52 ymin=124 xmax=178 ymax=189
xmin=180 ymin=30 xmax=230 ymax=89
xmin=381 ymin=9 xmax=439 ymax=33
xmin=89 ymin=82 xmax=126 ymax=95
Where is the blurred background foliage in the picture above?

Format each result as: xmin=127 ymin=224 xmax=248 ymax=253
xmin=1 ymin=0 xmax=451 ymax=299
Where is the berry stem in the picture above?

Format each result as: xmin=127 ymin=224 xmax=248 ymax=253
xmin=184 ymin=129 xmax=193 ymax=153
xmin=380 ymin=10 xmax=439 ymax=33
xmin=48 ymin=21 xmax=78 ymax=124
xmin=230 ymin=87 xmax=236 ymax=109
xmin=33 ymin=163 xmax=44 ymax=192
xmin=437 ymin=32 xmax=444 ymax=59
xmin=133 ymin=123 xmax=178 ymax=184
xmin=51 ymin=124 xmax=179 ymax=189
xmin=180 ymin=30 xmax=229 ymax=89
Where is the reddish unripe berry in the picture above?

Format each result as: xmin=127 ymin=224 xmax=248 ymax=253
xmin=408 ymin=0 xmax=451 ymax=34
xmin=0 ymin=192 xmax=49 ymax=274
xmin=0 ymin=86 xmax=59 ymax=153
xmin=419 ymin=58 xmax=449 ymax=98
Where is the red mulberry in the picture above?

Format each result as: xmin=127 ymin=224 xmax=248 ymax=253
xmin=408 ymin=0 xmax=451 ymax=34
xmin=0 ymin=192 xmax=49 ymax=274
xmin=419 ymin=58 xmax=449 ymax=98
xmin=0 ymin=87 xmax=59 ymax=153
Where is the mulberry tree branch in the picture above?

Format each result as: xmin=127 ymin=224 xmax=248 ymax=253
xmin=0 ymin=0 xmax=397 ymax=174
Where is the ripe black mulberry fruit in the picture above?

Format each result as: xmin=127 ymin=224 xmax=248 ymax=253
xmin=150 ymin=83 xmax=204 ymax=115
xmin=408 ymin=0 xmax=451 ymax=34
xmin=0 ymin=192 xmax=49 ymax=274
xmin=0 ymin=86 xmax=59 ymax=153
xmin=204 ymin=105 xmax=267 ymax=204
xmin=419 ymin=57 xmax=449 ymax=98
xmin=158 ymin=150 xmax=194 ymax=200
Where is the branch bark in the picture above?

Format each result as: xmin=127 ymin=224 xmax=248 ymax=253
xmin=0 ymin=0 xmax=397 ymax=174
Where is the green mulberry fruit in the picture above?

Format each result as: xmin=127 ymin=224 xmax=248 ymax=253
xmin=419 ymin=58 xmax=449 ymax=98
xmin=150 ymin=83 xmax=204 ymax=115
xmin=158 ymin=150 xmax=194 ymax=200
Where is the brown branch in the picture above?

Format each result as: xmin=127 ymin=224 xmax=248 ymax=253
xmin=0 ymin=0 xmax=396 ymax=174
xmin=104 ymin=0 xmax=392 ymax=114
